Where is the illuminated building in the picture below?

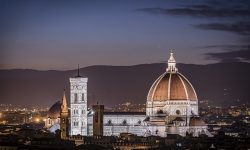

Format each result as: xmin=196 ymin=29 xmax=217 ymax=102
xmin=60 ymin=90 xmax=69 ymax=139
xmin=45 ymin=52 xmax=210 ymax=137
xmin=69 ymin=67 xmax=88 ymax=136
xmin=45 ymin=101 xmax=61 ymax=132
xmin=145 ymin=52 xmax=207 ymax=136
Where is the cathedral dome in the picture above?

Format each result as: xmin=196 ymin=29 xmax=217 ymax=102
xmin=147 ymin=52 xmax=197 ymax=101
xmin=48 ymin=101 xmax=61 ymax=119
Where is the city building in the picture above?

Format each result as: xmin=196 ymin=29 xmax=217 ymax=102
xmin=145 ymin=52 xmax=209 ymax=136
xmin=45 ymin=52 xmax=210 ymax=137
xmin=69 ymin=68 xmax=88 ymax=136
xmin=44 ymin=101 xmax=61 ymax=132
xmin=92 ymin=104 xmax=104 ymax=136
xmin=60 ymin=90 xmax=69 ymax=139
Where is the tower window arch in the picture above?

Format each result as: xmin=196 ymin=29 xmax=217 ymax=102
xmin=107 ymin=120 xmax=112 ymax=125
xmin=73 ymin=109 xmax=79 ymax=114
xmin=82 ymin=93 xmax=84 ymax=101
xmin=155 ymin=129 xmax=159 ymax=135
xmin=82 ymin=109 xmax=85 ymax=114
xmin=74 ymin=93 xmax=78 ymax=102
xmin=122 ymin=120 xmax=127 ymax=125
xmin=73 ymin=121 xmax=79 ymax=126
xmin=138 ymin=120 xmax=141 ymax=125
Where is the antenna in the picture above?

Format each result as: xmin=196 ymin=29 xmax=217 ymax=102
xmin=77 ymin=64 xmax=80 ymax=76
xmin=76 ymin=64 xmax=82 ymax=77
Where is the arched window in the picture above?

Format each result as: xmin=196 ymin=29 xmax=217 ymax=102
xmin=107 ymin=120 xmax=112 ymax=125
xmin=74 ymin=121 xmax=78 ymax=126
xmin=138 ymin=120 xmax=141 ymax=125
xmin=122 ymin=120 xmax=127 ymax=125
xmin=144 ymin=116 xmax=150 ymax=121
xmin=74 ymin=93 xmax=77 ymax=102
xmin=157 ymin=109 xmax=163 ymax=114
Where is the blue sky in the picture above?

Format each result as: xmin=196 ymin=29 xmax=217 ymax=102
xmin=1 ymin=0 xmax=250 ymax=70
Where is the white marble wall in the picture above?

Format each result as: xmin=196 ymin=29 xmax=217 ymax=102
xmin=146 ymin=100 xmax=198 ymax=116
xmin=87 ymin=114 xmax=147 ymax=136
xmin=70 ymin=77 xmax=88 ymax=136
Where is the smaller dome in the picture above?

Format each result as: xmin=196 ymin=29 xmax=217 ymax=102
xmin=48 ymin=101 xmax=61 ymax=119
xmin=189 ymin=117 xmax=206 ymax=126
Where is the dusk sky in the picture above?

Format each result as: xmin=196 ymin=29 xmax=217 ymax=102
xmin=1 ymin=0 xmax=250 ymax=70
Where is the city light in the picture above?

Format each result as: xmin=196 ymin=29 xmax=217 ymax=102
xmin=35 ymin=118 xmax=40 ymax=122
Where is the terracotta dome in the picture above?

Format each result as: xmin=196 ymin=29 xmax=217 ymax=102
xmin=147 ymin=52 xmax=197 ymax=101
xmin=48 ymin=101 xmax=61 ymax=119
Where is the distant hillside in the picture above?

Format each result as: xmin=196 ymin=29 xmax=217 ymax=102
xmin=1 ymin=62 xmax=250 ymax=107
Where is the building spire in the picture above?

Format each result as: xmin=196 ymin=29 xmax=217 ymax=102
xmin=61 ymin=89 xmax=68 ymax=113
xmin=78 ymin=64 xmax=80 ymax=76
xmin=76 ymin=64 xmax=82 ymax=77
xmin=166 ymin=50 xmax=178 ymax=73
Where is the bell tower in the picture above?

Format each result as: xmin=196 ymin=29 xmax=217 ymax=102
xmin=70 ymin=66 xmax=88 ymax=136
xmin=60 ymin=90 xmax=69 ymax=139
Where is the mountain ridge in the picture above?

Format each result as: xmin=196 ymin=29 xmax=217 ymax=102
xmin=1 ymin=62 xmax=250 ymax=108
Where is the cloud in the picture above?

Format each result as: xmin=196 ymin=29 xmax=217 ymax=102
xmin=137 ymin=5 xmax=250 ymax=36
xmin=204 ymin=45 xmax=250 ymax=62
xmin=136 ymin=3 xmax=250 ymax=18
xmin=167 ymin=6 xmax=250 ymax=18
xmin=136 ymin=8 xmax=167 ymax=15
xmin=136 ymin=2 xmax=250 ymax=63
xmin=194 ymin=22 xmax=250 ymax=35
